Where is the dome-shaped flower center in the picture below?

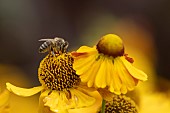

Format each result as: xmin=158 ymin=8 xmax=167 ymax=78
xmin=103 ymin=95 xmax=138 ymax=113
xmin=38 ymin=53 xmax=80 ymax=91
xmin=96 ymin=34 xmax=124 ymax=57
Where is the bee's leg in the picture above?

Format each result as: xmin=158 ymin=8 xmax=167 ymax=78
xmin=63 ymin=41 xmax=69 ymax=53
xmin=56 ymin=46 xmax=62 ymax=54
xmin=51 ymin=51 xmax=55 ymax=56
xmin=60 ymin=44 xmax=64 ymax=53
xmin=49 ymin=47 xmax=56 ymax=56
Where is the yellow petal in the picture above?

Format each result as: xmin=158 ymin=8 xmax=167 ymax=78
xmin=80 ymin=70 xmax=93 ymax=86
xmin=109 ymin=58 xmax=122 ymax=94
xmin=76 ymin=46 xmax=96 ymax=53
xmin=82 ymin=58 xmax=102 ymax=87
xmin=95 ymin=58 xmax=107 ymax=88
xmin=43 ymin=89 xmax=96 ymax=113
xmin=120 ymin=84 xmax=128 ymax=94
xmin=116 ymin=58 xmax=135 ymax=91
xmin=6 ymin=82 xmax=43 ymax=97
xmin=44 ymin=91 xmax=69 ymax=113
xmin=38 ymin=90 xmax=52 ymax=113
xmin=68 ymin=91 xmax=102 ymax=113
xmin=74 ymin=54 xmax=96 ymax=75
xmin=70 ymin=89 xmax=96 ymax=108
xmin=105 ymin=58 xmax=112 ymax=86
xmin=0 ymin=89 xmax=9 ymax=107
xmin=77 ymin=83 xmax=96 ymax=92
xmin=120 ymin=57 xmax=147 ymax=81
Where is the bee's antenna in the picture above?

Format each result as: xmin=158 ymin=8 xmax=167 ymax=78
xmin=39 ymin=39 xmax=52 ymax=42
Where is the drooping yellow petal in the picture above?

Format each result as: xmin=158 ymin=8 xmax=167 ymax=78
xmin=72 ymin=46 xmax=98 ymax=76
xmin=81 ymin=57 xmax=102 ymax=87
xmin=120 ymin=57 xmax=147 ymax=81
xmin=68 ymin=91 xmax=102 ymax=113
xmin=105 ymin=58 xmax=112 ymax=86
xmin=109 ymin=59 xmax=122 ymax=95
xmin=70 ymin=89 xmax=96 ymax=108
xmin=43 ymin=91 xmax=69 ymax=113
xmin=116 ymin=58 xmax=136 ymax=91
xmin=6 ymin=82 xmax=43 ymax=97
xmin=74 ymin=54 xmax=96 ymax=75
xmin=81 ymin=70 xmax=94 ymax=87
xmin=95 ymin=57 xmax=108 ymax=88
xmin=38 ymin=90 xmax=68 ymax=113
xmin=38 ymin=90 xmax=53 ymax=113
xmin=43 ymin=89 xmax=96 ymax=113
xmin=120 ymin=84 xmax=128 ymax=94
xmin=77 ymin=83 xmax=96 ymax=92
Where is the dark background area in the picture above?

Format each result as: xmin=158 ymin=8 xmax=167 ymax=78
xmin=0 ymin=0 xmax=170 ymax=86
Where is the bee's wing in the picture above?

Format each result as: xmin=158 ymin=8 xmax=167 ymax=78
xmin=38 ymin=39 xmax=53 ymax=42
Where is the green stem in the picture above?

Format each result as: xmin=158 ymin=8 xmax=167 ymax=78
xmin=101 ymin=99 xmax=106 ymax=113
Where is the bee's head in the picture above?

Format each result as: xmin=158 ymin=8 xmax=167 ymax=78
xmin=54 ymin=37 xmax=69 ymax=53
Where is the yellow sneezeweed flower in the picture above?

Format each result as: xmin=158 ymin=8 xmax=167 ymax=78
xmin=71 ymin=34 xmax=147 ymax=95
xmin=0 ymin=89 xmax=10 ymax=113
xmin=6 ymin=51 xmax=96 ymax=113
xmin=98 ymin=94 xmax=138 ymax=113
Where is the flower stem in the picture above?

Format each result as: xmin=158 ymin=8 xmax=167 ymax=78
xmin=101 ymin=99 xmax=106 ymax=113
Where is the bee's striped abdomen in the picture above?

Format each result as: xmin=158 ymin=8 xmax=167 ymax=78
xmin=39 ymin=41 xmax=52 ymax=53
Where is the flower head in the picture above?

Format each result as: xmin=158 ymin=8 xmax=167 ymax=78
xmin=98 ymin=94 xmax=138 ymax=113
xmin=38 ymin=53 xmax=80 ymax=91
xmin=6 ymin=38 xmax=96 ymax=113
xmin=71 ymin=34 xmax=147 ymax=95
xmin=97 ymin=34 xmax=124 ymax=57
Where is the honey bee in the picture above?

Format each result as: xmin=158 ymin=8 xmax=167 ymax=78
xmin=39 ymin=37 xmax=69 ymax=54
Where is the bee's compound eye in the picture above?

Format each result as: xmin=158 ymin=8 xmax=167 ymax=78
xmin=60 ymin=39 xmax=65 ymax=44
xmin=64 ymin=41 xmax=69 ymax=48
xmin=65 ymin=41 xmax=69 ymax=46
